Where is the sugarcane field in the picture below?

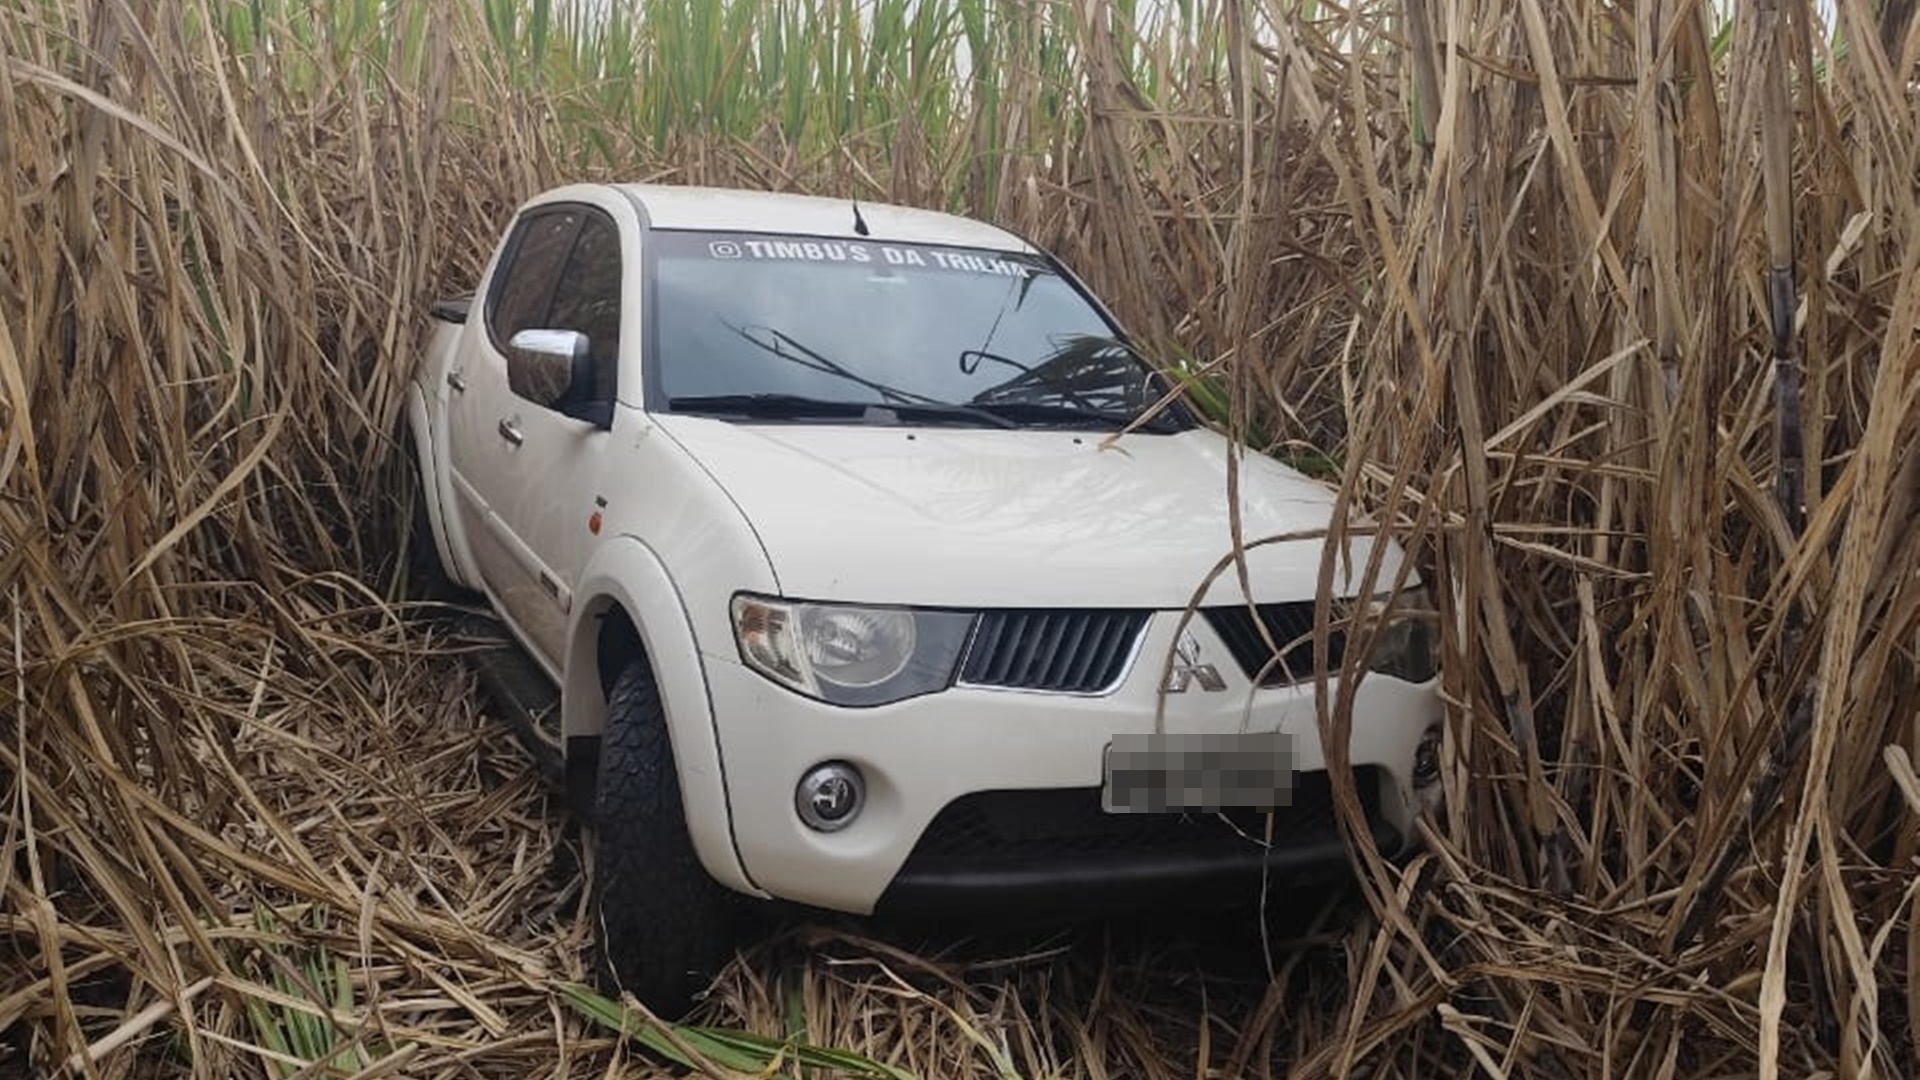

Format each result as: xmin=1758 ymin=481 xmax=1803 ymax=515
xmin=3 ymin=0 xmax=1918 ymax=1077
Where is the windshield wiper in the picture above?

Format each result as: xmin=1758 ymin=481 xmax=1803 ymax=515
xmin=669 ymin=393 xmax=881 ymax=421
xmin=970 ymin=400 xmax=1182 ymax=432
xmin=887 ymin=401 xmax=1018 ymax=429
xmin=668 ymin=393 xmax=1017 ymax=429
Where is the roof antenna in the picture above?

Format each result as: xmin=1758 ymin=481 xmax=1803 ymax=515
xmin=851 ymin=199 xmax=871 ymax=237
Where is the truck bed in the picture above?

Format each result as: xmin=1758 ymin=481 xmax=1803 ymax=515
xmin=430 ymin=294 xmax=473 ymax=323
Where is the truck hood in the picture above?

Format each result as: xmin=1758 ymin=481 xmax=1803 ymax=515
xmin=653 ymin=416 xmax=1403 ymax=609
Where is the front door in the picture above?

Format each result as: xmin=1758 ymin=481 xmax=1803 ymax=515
xmin=447 ymin=202 xmax=627 ymax=668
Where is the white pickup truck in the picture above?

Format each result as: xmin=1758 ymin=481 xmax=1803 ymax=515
xmin=403 ymin=182 xmax=1444 ymax=1017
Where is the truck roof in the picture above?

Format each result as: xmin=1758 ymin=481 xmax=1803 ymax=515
xmin=611 ymin=183 xmax=1038 ymax=253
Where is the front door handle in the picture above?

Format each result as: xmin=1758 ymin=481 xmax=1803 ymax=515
xmin=498 ymin=418 xmax=524 ymax=445
xmin=447 ymin=370 xmax=467 ymax=392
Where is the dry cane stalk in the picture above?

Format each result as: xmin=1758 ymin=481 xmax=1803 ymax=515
xmin=1671 ymin=0 xmax=1813 ymax=954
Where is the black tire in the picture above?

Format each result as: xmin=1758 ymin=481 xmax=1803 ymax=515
xmin=589 ymin=656 xmax=737 ymax=1019
xmin=397 ymin=427 xmax=473 ymax=607
xmin=404 ymin=482 xmax=452 ymax=599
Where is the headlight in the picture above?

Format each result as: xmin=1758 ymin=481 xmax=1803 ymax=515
xmin=731 ymin=595 xmax=977 ymax=706
xmin=1356 ymin=584 xmax=1441 ymax=683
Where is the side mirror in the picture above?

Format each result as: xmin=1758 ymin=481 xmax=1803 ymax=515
xmin=505 ymin=328 xmax=608 ymax=427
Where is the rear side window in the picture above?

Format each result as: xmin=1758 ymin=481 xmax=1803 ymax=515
xmin=488 ymin=209 xmax=582 ymax=348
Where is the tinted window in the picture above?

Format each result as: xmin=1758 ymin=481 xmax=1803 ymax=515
xmin=546 ymin=213 xmax=623 ymax=400
xmin=488 ymin=210 xmax=581 ymax=347
xmin=651 ymin=230 xmax=1177 ymax=429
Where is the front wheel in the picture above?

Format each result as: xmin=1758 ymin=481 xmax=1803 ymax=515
xmin=588 ymin=656 xmax=737 ymax=1019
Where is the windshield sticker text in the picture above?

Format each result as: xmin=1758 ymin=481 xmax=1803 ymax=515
xmin=705 ymin=238 xmax=1032 ymax=278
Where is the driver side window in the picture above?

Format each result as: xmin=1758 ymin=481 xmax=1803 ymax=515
xmin=545 ymin=214 xmax=623 ymax=402
xmin=484 ymin=205 xmax=624 ymax=409
xmin=488 ymin=209 xmax=582 ymax=350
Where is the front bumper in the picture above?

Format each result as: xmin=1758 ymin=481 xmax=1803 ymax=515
xmin=700 ymin=610 xmax=1440 ymax=915
xmin=871 ymin=770 xmax=1404 ymax=917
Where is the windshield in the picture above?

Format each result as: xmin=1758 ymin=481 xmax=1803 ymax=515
xmin=650 ymin=229 xmax=1184 ymax=430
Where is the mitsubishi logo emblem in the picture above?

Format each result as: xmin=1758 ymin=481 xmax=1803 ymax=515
xmin=1163 ymin=630 xmax=1227 ymax=693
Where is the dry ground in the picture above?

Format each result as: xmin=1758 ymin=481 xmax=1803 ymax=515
xmin=3 ymin=599 xmax=1440 ymax=1079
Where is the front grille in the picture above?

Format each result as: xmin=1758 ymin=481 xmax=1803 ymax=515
xmin=957 ymin=609 xmax=1148 ymax=693
xmin=1203 ymin=601 xmax=1347 ymax=686
xmin=905 ymin=768 xmax=1375 ymax=865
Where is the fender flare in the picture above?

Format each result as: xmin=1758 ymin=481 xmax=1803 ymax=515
xmin=563 ymin=536 xmax=762 ymax=897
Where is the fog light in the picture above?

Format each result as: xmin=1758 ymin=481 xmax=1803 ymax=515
xmin=1413 ymin=724 xmax=1442 ymax=788
xmin=796 ymin=762 xmax=865 ymax=832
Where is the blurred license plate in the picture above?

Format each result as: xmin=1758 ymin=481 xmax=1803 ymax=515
xmin=1101 ymin=731 xmax=1296 ymax=814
